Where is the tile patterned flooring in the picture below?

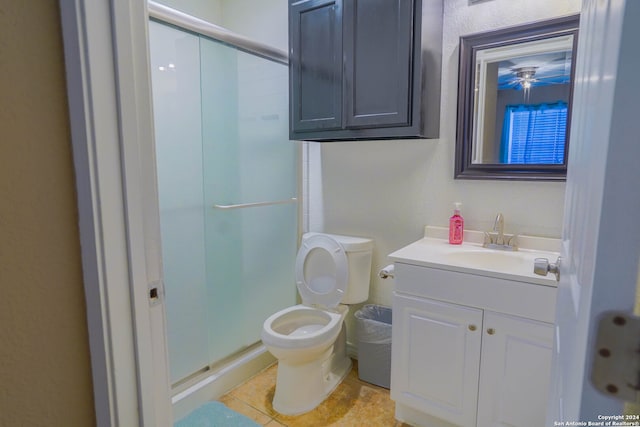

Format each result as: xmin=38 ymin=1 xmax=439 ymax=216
xmin=219 ymin=360 xmax=410 ymax=426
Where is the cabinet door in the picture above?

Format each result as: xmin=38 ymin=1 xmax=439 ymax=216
xmin=391 ymin=293 xmax=483 ymax=427
xmin=477 ymin=311 xmax=554 ymax=427
xmin=343 ymin=0 xmax=414 ymax=129
xmin=289 ymin=0 xmax=343 ymax=133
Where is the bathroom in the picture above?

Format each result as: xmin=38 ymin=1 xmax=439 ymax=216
xmin=45 ymin=0 xmax=640 ymax=426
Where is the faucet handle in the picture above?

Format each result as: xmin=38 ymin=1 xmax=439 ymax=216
xmin=483 ymin=232 xmax=493 ymax=245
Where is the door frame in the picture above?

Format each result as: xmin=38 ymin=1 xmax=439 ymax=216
xmin=59 ymin=1 xmax=171 ymax=426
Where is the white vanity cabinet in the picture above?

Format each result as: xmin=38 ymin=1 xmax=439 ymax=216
xmin=392 ymin=293 xmax=483 ymax=426
xmin=476 ymin=311 xmax=554 ymax=427
xmin=390 ymin=262 xmax=556 ymax=427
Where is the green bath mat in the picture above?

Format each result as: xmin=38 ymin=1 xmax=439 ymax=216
xmin=175 ymin=402 xmax=260 ymax=427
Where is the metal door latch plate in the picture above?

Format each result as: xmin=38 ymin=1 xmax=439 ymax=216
xmin=591 ymin=311 xmax=640 ymax=403
xmin=148 ymin=280 xmax=164 ymax=306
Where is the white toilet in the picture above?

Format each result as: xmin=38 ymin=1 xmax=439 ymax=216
xmin=261 ymin=232 xmax=373 ymax=415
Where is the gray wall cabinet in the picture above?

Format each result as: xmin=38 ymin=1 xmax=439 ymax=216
xmin=289 ymin=0 xmax=442 ymax=141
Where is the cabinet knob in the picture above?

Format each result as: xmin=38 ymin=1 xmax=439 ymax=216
xmin=468 ymin=325 xmax=477 ymax=331
xmin=487 ymin=328 xmax=496 ymax=335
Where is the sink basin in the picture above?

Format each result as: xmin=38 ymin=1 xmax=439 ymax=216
xmin=388 ymin=232 xmax=560 ymax=286
xmin=442 ymin=249 xmax=530 ymax=271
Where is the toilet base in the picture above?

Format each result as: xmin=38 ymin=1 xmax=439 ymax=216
xmin=272 ymin=324 xmax=351 ymax=415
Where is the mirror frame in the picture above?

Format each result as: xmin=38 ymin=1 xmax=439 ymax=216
xmin=455 ymin=14 xmax=580 ymax=181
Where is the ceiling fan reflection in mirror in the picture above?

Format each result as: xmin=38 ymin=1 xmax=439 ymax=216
xmin=512 ymin=66 xmax=538 ymax=89
xmin=497 ymin=50 xmax=572 ymax=90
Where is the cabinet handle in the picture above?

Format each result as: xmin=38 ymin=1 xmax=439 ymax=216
xmin=468 ymin=325 xmax=477 ymax=331
xmin=487 ymin=328 xmax=495 ymax=335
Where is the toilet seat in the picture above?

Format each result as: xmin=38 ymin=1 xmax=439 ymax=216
xmin=295 ymin=234 xmax=348 ymax=308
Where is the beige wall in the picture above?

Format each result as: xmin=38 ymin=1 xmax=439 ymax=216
xmin=0 ymin=1 xmax=95 ymax=426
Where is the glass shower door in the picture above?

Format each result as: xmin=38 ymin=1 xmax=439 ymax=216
xmin=150 ymin=21 xmax=297 ymax=385
xmin=150 ymin=22 xmax=209 ymax=384
xmin=201 ymin=38 xmax=297 ymax=364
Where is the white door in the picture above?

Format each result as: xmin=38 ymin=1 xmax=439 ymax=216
xmin=547 ymin=0 xmax=640 ymax=423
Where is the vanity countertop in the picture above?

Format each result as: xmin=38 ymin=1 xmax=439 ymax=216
xmin=389 ymin=226 xmax=560 ymax=287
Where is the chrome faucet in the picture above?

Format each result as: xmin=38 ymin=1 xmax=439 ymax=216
xmin=493 ymin=213 xmax=505 ymax=245
xmin=483 ymin=213 xmax=517 ymax=251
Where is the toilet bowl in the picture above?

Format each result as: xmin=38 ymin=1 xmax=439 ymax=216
xmin=261 ymin=233 xmax=373 ymax=415
xmin=262 ymin=304 xmax=350 ymax=415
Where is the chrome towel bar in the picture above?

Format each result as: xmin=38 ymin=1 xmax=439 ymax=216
xmin=212 ymin=198 xmax=297 ymax=210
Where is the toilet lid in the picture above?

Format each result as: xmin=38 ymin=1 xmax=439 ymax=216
xmin=295 ymin=234 xmax=348 ymax=308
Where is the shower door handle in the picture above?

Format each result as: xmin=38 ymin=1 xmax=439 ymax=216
xmin=212 ymin=197 xmax=297 ymax=210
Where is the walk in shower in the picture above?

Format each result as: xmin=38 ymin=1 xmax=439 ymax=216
xmin=148 ymin=5 xmax=297 ymax=393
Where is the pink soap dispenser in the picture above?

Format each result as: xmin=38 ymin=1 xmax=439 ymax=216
xmin=449 ymin=202 xmax=464 ymax=245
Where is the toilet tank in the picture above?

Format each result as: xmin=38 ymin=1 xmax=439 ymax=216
xmin=303 ymin=233 xmax=374 ymax=304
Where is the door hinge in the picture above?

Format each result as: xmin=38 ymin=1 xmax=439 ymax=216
xmin=591 ymin=311 xmax=640 ymax=403
xmin=148 ymin=280 xmax=164 ymax=306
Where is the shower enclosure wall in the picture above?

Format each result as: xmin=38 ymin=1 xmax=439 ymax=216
xmin=148 ymin=13 xmax=297 ymax=391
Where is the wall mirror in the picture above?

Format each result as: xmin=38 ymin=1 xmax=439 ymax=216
xmin=455 ymin=15 xmax=579 ymax=181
